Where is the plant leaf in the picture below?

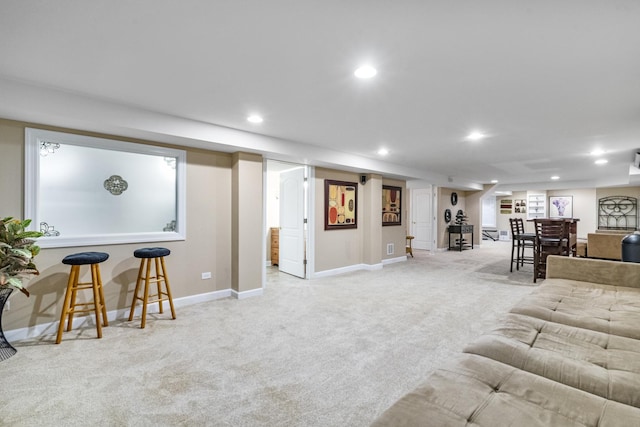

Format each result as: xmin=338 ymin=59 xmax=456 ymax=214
xmin=10 ymin=247 xmax=33 ymax=257
xmin=7 ymin=276 xmax=24 ymax=289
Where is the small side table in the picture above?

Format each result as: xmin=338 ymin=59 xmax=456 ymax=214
xmin=448 ymin=224 xmax=474 ymax=251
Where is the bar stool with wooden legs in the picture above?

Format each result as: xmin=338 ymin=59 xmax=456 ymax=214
xmin=406 ymin=235 xmax=415 ymax=258
xmin=128 ymin=247 xmax=176 ymax=328
xmin=56 ymin=252 xmax=109 ymax=344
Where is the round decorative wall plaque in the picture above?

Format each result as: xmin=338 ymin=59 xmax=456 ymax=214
xmin=451 ymin=192 xmax=458 ymax=205
xmin=444 ymin=208 xmax=452 ymax=223
xmin=104 ymin=175 xmax=129 ymax=195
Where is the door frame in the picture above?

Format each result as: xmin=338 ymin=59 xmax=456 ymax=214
xmin=263 ymin=160 xmax=314 ymax=284
xmin=409 ymin=185 xmax=435 ymax=251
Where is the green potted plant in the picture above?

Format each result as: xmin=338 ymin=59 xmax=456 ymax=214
xmin=0 ymin=217 xmax=43 ymax=360
xmin=0 ymin=217 xmax=44 ymax=296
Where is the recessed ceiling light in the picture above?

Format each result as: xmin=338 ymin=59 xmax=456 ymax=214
xmin=377 ymin=148 xmax=389 ymax=156
xmin=595 ymin=159 xmax=608 ymax=165
xmin=354 ymin=65 xmax=377 ymax=79
xmin=491 ymin=179 xmax=498 ymax=184
xmin=465 ymin=131 xmax=486 ymax=141
xmin=247 ymin=115 xmax=263 ymax=123
xmin=550 ymin=175 xmax=560 ymax=180
xmin=590 ymin=149 xmax=605 ymax=156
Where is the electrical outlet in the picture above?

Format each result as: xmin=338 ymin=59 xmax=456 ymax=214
xmin=201 ymin=272 xmax=212 ymax=280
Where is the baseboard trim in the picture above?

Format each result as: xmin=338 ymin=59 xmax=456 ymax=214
xmin=231 ymin=288 xmax=264 ymax=299
xmin=4 ymin=288 xmax=235 ymax=342
xmin=382 ymin=256 xmax=408 ymax=265
xmin=312 ymin=262 xmax=383 ymax=279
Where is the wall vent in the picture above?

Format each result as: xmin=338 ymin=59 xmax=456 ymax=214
xmin=499 ymin=230 xmax=510 ymax=241
xmin=387 ymin=243 xmax=394 ymax=255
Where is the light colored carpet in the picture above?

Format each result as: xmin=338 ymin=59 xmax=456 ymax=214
xmin=0 ymin=241 xmax=535 ymax=426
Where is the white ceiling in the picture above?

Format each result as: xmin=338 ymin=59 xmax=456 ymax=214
xmin=1 ymin=1 xmax=640 ymax=191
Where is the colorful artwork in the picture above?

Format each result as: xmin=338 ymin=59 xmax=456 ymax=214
xmin=325 ymin=180 xmax=358 ymax=230
xmin=382 ymin=186 xmax=402 ymax=226
xmin=500 ymin=199 xmax=513 ymax=214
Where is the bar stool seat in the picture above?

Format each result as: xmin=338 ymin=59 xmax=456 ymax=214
xmin=128 ymin=247 xmax=176 ymax=328
xmin=56 ymin=251 xmax=109 ymax=344
xmin=63 ymin=252 xmax=109 ymax=265
xmin=134 ymin=247 xmax=171 ymax=259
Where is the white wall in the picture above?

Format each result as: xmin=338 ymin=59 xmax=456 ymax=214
xmin=266 ymin=168 xmax=281 ymax=229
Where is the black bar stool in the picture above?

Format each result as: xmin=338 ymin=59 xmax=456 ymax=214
xmin=56 ymin=252 xmax=109 ymax=344
xmin=509 ymin=218 xmax=535 ymax=272
xmin=128 ymin=247 xmax=176 ymax=328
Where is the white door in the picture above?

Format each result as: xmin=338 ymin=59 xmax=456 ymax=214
xmin=411 ymin=187 xmax=433 ymax=250
xmin=279 ymin=167 xmax=306 ymax=278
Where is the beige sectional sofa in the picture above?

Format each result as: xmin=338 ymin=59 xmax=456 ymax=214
xmin=372 ymin=256 xmax=640 ymax=426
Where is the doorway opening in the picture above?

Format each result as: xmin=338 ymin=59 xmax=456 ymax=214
xmin=265 ymin=160 xmax=311 ymax=279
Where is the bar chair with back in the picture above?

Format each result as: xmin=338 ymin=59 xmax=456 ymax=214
xmin=509 ymin=218 xmax=536 ymax=272
xmin=533 ymin=218 xmax=570 ymax=282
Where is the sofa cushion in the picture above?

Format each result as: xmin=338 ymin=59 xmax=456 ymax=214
xmin=371 ymin=353 xmax=640 ymax=427
xmin=587 ymin=232 xmax=624 ymax=260
xmin=509 ymin=278 xmax=640 ymax=340
xmin=463 ymin=313 xmax=640 ymax=408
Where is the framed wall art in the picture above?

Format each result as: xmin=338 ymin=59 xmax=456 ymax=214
xmin=444 ymin=208 xmax=452 ymax=223
xmin=324 ymin=179 xmax=358 ymax=230
xmin=382 ymin=185 xmax=402 ymax=226
xmin=499 ymin=199 xmax=513 ymax=214
xmin=549 ymin=196 xmax=573 ymax=218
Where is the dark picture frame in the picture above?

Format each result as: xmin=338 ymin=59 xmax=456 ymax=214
xmin=324 ymin=179 xmax=358 ymax=230
xmin=382 ymin=185 xmax=402 ymax=226
xmin=444 ymin=208 xmax=452 ymax=223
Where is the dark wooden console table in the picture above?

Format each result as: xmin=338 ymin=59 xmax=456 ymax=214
xmin=448 ymin=224 xmax=474 ymax=251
